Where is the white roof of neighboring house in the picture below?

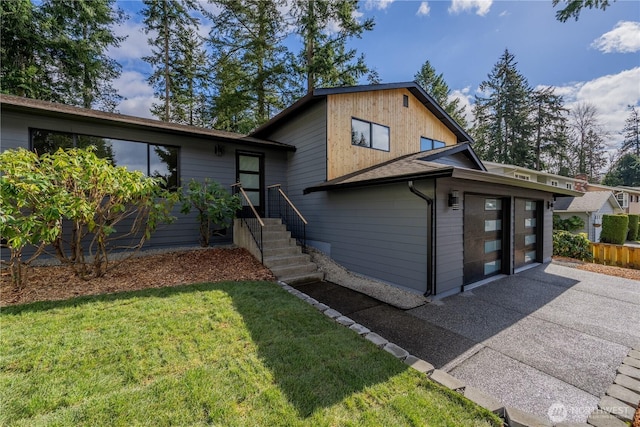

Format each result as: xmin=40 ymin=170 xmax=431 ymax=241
xmin=554 ymin=191 xmax=623 ymax=213
xmin=482 ymin=161 xmax=583 ymax=183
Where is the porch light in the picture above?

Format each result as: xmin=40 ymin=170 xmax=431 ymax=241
xmin=448 ymin=190 xmax=460 ymax=210
xmin=547 ymin=200 xmax=554 ymax=210
xmin=214 ymin=144 xmax=224 ymax=156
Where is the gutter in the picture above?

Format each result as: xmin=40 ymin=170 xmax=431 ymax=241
xmin=408 ymin=180 xmax=435 ymax=297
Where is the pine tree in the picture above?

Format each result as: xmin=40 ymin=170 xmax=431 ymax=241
xmin=40 ymin=0 xmax=126 ymax=111
xmin=472 ymin=49 xmax=534 ymax=167
xmin=414 ymin=60 xmax=467 ymax=129
xmin=290 ymin=0 xmax=374 ymax=94
xmin=531 ymin=86 xmax=569 ymax=171
xmin=602 ymin=153 xmax=640 ymax=187
xmin=621 ymin=105 xmax=640 ymax=156
xmin=141 ymin=0 xmax=203 ymax=122
xmin=207 ymin=0 xmax=289 ymax=131
xmin=568 ymin=102 xmax=607 ymax=182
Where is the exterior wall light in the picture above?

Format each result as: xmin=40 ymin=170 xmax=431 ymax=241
xmin=214 ymin=144 xmax=224 ymax=157
xmin=448 ymin=190 xmax=460 ymax=210
xmin=547 ymin=200 xmax=554 ymax=210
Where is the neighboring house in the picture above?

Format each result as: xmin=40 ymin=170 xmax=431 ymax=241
xmin=484 ymin=161 xmax=580 ymax=191
xmin=554 ymin=191 xmax=624 ymax=242
xmin=1 ymin=82 xmax=580 ymax=298
xmin=585 ymin=183 xmax=640 ymax=215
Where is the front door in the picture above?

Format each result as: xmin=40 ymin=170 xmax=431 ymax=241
xmin=236 ymin=152 xmax=264 ymax=217
xmin=464 ymin=195 xmax=508 ymax=285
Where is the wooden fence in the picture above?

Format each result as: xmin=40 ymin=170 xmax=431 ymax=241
xmin=589 ymin=243 xmax=640 ymax=270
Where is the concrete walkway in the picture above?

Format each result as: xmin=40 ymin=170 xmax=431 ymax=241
xmin=293 ymin=263 xmax=640 ymax=424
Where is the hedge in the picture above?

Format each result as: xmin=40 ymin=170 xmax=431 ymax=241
xmin=600 ymin=214 xmax=629 ymax=245
xmin=553 ymin=230 xmax=592 ymax=261
xmin=628 ymin=214 xmax=639 ymax=241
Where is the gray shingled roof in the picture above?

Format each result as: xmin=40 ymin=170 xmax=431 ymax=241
xmin=0 ymin=94 xmax=295 ymax=151
xmin=554 ymin=191 xmax=621 ymax=212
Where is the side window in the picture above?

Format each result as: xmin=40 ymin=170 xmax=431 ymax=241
xmin=351 ymin=118 xmax=390 ymax=151
xmin=420 ymin=137 xmax=445 ymax=152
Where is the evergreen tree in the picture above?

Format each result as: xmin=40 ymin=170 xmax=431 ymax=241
xmin=621 ymin=105 xmax=640 ymax=156
xmin=290 ymin=0 xmax=374 ymax=94
xmin=602 ymin=153 xmax=640 ymax=187
xmin=414 ymin=60 xmax=467 ymax=129
xmin=531 ymin=86 xmax=569 ymax=171
xmin=40 ymin=0 xmax=126 ymax=111
xmin=141 ymin=0 xmax=204 ymax=122
xmin=552 ymin=0 xmax=612 ymax=22
xmin=568 ymin=102 xmax=607 ymax=182
xmin=472 ymin=49 xmax=534 ymax=167
xmin=0 ymin=0 xmax=52 ymax=99
xmin=207 ymin=0 xmax=289 ymax=131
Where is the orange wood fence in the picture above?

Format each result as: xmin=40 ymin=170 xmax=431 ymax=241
xmin=589 ymin=243 xmax=640 ymax=270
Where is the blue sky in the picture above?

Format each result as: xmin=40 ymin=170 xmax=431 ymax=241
xmin=111 ymin=0 xmax=640 ymax=149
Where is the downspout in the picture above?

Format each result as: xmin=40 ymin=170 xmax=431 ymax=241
xmin=408 ymin=180 xmax=435 ymax=297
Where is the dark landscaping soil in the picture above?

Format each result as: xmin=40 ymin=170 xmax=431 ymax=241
xmin=553 ymin=256 xmax=640 ymax=281
xmin=0 ymin=248 xmax=275 ymax=307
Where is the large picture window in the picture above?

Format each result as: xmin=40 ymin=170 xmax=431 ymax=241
xmin=30 ymin=129 xmax=179 ymax=190
xmin=351 ymin=118 xmax=390 ymax=151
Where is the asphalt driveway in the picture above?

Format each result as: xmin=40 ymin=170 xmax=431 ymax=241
xmin=294 ymin=263 xmax=640 ymax=424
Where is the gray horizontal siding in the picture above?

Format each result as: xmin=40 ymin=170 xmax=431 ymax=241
xmin=1 ymin=109 xmax=288 ymax=258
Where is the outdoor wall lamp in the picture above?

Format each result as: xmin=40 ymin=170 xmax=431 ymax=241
xmin=214 ymin=144 xmax=224 ymax=157
xmin=547 ymin=200 xmax=554 ymax=210
xmin=448 ymin=190 xmax=460 ymax=210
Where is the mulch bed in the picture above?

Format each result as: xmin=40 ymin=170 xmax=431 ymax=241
xmin=0 ymin=248 xmax=275 ymax=307
xmin=553 ymin=256 xmax=640 ymax=281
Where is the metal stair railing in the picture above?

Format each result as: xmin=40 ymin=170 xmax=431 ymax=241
xmin=231 ymin=183 xmax=265 ymax=264
xmin=267 ymin=184 xmax=308 ymax=252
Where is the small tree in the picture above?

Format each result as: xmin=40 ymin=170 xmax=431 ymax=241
xmin=180 ymin=179 xmax=241 ymax=247
xmin=553 ymin=230 xmax=592 ymax=261
xmin=627 ymin=214 xmax=639 ymax=241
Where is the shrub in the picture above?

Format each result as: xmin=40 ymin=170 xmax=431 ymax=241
xmin=627 ymin=214 xmax=639 ymax=241
xmin=599 ymin=214 xmax=629 ymax=245
xmin=0 ymin=147 xmax=178 ymax=283
xmin=180 ymin=178 xmax=241 ymax=247
xmin=553 ymin=230 xmax=592 ymax=261
xmin=553 ymin=214 xmax=585 ymax=232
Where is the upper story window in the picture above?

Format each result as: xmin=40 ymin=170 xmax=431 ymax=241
xmin=566 ymin=183 xmax=573 ymax=190
xmin=550 ymin=180 xmax=559 ymax=187
xmin=515 ymin=173 xmax=530 ymax=181
xmin=30 ymin=128 xmax=179 ymax=190
xmin=616 ymin=192 xmax=629 ymax=208
xmin=420 ymin=137 xmax=446 ymax=152
xmin=351 ymin=118 xmax=390 ymax=151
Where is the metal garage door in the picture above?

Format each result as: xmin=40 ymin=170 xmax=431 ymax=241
xmin=464 ymin=195 xmax=508 ymax=285
xmin=514 ymin=198 xmax=540 ymax=269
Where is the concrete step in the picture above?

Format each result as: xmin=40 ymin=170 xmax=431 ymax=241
xmin=262 ymin=229 xmax=290 ymax=239
xmin=271 ymin=262 xmax=318 ymax=279
xmin=263 ymin=246 xmax=301 ymax=258
xmin=264 ymin=253 xmax=311 ymax=268
xmin=262 ymin=237 xmax=297 ymax=249
xmin=261 ymin=217 xmax=284 ymax=226
xmin=278 ymin=271 xmax=324 ymax=285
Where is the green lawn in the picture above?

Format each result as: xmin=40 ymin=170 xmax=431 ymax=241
xmin=1 ymin=281 xmax=502 ymax=426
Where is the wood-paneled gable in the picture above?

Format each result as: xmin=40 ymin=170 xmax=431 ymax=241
xmin=326 ymin=88 xmax=457 ymax=180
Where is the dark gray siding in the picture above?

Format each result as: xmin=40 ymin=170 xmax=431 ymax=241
xmin=1 ymin=109 xmax=288 ymax=253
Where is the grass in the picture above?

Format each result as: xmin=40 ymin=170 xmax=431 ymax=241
xmin=0 ymin=281 xmax=502 ymax=426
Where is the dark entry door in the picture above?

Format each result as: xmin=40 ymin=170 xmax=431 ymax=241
xmin=464 ymin=195 xmax=507 ymax=285
xmin=236 ymin=152 xmax=264 ymax=216
xmin=514 ymin=199 xmax=539 ymax=268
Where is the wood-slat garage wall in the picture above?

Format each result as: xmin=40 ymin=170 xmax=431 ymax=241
xmin=326 ymin=88 xmax=457 ymax=180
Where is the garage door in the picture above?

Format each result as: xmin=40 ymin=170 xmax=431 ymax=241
xmin=514 ymin=199 xmax=540 ymax=269
xmin=464 ymin=195 xmax=507 ymax=285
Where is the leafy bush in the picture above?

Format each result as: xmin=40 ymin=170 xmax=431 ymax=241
xmin=553 ymin=230 xmax=592 ymax=261
xmin=0 ymin=147 xmax=178 ymax=284
xmin=180 ymin=178 xmax=241 ymax=247
xmin=600 ymin=214 xmax=629 ymax=244
xmin=553 ymin=214 xmax=585 ymax=231
xmin=627 ymin=214 xmax=639 ymax=241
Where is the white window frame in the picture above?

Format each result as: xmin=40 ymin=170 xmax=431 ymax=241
xmin=515 ymin=173 xmax=530 ymax=181
xmin=616 ymin=192 xmax=629 ymax=209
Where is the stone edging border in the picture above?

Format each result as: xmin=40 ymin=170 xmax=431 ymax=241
xmin=277 ymin=280 xmax=640 ymax=427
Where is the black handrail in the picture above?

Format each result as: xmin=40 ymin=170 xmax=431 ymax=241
xmin=231 ymin=183 xmax=264 ymax=264
xmin=267 ymin=184 xmax=307 ymax=252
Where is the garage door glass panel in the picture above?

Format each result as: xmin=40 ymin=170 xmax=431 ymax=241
xmin=485 ymin=199 xmax=502 ymax=210
xmin=485 ymin=220 xmax=502 ymax=232
xmin=525 ymin=235 xmax=536 ymax=245
xmin=485 ymin=240 xmax=501 ymax=253
xmin=484 ymin=260 xmax=501 ymax=275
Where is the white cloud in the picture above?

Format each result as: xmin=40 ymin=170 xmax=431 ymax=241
xmin=448 ymin=0 xmax=492 ymax=16
xmin=109 ymin=19 xmax=152 ymax=62
xmin=591 ymin=21 xmax=640 ymax=54
xmin=416 ymin=2 xmax=431 ymax=17
xmin=450 ymin=86 xmax=474 ymax=124
xmin=114 ymin=71 xmax=157 ymax=119
xmin=552 ymin=67 xmax=640 ymax=149
xmin=364 ymin=0 xmax=395 ymax=10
